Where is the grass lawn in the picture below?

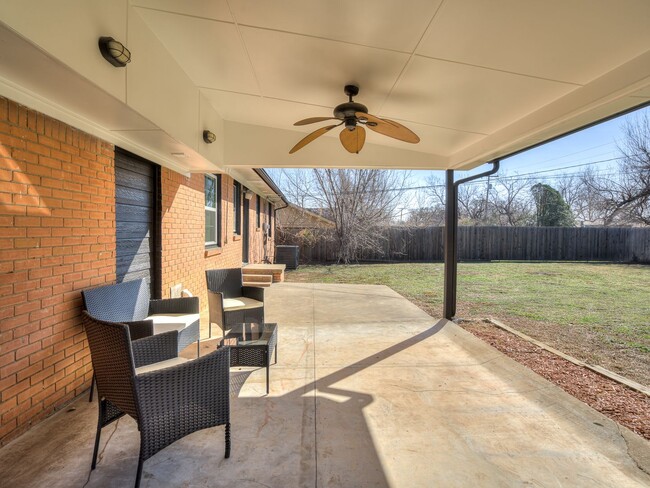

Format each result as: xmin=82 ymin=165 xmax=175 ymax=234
xmin=285 ymin=262 xmax=650 ymax=386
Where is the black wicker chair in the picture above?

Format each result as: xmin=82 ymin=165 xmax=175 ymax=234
xmin=206 ymin=268 xmax=264 ymax=338
xmin=82 ymin=279 xmax=201 ymax=401
xmin=82 ymin=279 xmax=201 ymax=354
xmin=82 ymin=312 xmax=230 ymax=488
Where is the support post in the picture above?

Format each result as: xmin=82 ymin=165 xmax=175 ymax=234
xmin=443 ymin=170 xmax=457 ymax=320
xmin=443 ymin=161 xmax=500 ymax=321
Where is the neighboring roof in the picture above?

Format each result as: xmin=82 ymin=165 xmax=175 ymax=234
xmin=0 ymin=3 xmax=649 ymax=175
xmin=305 ymin=208 xmax=335 ymax=223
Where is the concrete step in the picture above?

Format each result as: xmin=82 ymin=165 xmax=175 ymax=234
xmin=243 ymin=264 xmax=286 ymax=283
xmin=243 ymin=273 xmax=272 ymax=283
xmin=242 ymin=266 xmax=275 ymax=274
xmin=243 ymin=281 xmax=272 ymax=288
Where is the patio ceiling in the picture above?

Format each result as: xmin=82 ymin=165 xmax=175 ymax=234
xmin=1 ymin=1 xmax=649 ymax=179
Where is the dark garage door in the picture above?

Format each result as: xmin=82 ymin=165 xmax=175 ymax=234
xmin=115 ymin=148 xmax=160 ymax=297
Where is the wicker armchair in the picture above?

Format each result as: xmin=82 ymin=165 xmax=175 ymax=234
xmin=206 ymin=268 xmax=264 ymax=338
xmin=82 ymin=279 xmax=201 ymax=354
xmin=82 ymin=279 xmax=201 ymax=402
xmin=82 ymin=312 xmax=230 ymax=488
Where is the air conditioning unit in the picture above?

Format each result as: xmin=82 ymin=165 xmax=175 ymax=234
xmin=275 ymin=245 xmax=299 ymax=269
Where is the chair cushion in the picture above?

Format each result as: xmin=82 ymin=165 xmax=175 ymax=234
xmin=223 ymin=297 xmax=264 ymax=312
xmin=145 ymin=313 xmax=200 ymax=334
xmin=135 ymin=357 xmax=188 ymax=375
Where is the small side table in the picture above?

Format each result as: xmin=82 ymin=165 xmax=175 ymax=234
xmin=219 ymin=323 xmax=278 ymax=394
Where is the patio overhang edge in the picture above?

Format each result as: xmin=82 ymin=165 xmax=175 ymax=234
xmin=448 ymin=49 xmax=650 ymax=170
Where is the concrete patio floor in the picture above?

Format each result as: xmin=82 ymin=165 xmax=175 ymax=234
xmin=1 ymin=282 xmax=649 ymax=487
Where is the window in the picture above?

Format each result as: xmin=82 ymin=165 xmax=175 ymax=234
xmin=205 ymin=174 xmax=221 ymax=246
xmin=233 ymin=181 xmax=241 ymax=235
xmin=256 ymin=195 xmax=261 ymax=228
xmin=267 ymin=201 xmax=273 ymax=237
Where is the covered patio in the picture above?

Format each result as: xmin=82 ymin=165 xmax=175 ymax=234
xmin=1 ymin=2 xmax=650 ymax=485
xmin=1 ymin=283 xmax=648 ymax=487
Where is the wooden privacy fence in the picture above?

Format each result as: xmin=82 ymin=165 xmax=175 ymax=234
xmin=278 ymin=226 xmax=650 ymax=264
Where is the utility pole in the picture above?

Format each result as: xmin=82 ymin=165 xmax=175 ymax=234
xmin=484 ymin=175 xmax=491 ymax=223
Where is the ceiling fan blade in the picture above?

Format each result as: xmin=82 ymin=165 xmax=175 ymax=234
xmin=339 ymin=125 xmax=366 ymax=154
xmin=294 ymin=117 xmax=340 ymax=126
xmin=289 ymin=124 xmax=340 ymax=154
xmin=356 ymin=112 xmax=420 ymax=144
xmin=381 ymin=118 xmax=421 ymax=143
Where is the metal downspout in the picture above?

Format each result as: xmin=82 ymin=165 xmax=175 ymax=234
xmin=443 ymin=160 xmax=500 ymax=320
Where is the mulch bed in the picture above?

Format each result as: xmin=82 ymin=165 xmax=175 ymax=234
xmin=461 ymin=321 xmax=650 ymax=441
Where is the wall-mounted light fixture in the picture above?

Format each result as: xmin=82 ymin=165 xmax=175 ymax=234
xmin=203 ymin=130 xmax=217 ymax=144
xmin=98 ymin=37 xmax=131 ymax=67
xmin=243 ymin=189 xmax=254 ymax=200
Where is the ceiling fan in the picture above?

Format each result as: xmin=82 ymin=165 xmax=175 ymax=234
xmin=289 ymin=85 xmax=420 ymax=154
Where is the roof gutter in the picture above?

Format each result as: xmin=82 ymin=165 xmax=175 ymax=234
xmin=254 ymin=168 xmax=289 ymax=206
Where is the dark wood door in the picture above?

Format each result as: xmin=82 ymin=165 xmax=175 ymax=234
xmin=114 ymin=148 xmax=161 ymax=297
xmin=242 ymin=196 xmax=250 ymax=264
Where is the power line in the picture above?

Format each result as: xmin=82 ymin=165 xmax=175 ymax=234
xmin=275 ymin=152 xmax=644 ymax=198
xmin=512 ymin=142 xmax=618 ymax=171
xmin=491 ymin=155 xmax=627 ymax=179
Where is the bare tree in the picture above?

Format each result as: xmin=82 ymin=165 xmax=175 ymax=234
xmin=612 ymin=112 xmax=650 ymax=224
xmin=405 ymin=206 xmax=446 ymax=227
xmin=555 ymin=168 xmax=608 ymax=225
xmin=424 ymin=174 xmax=446 ymax=206
xmin=312 ymin=169 xmax=409 ymax=263
xmin=580 ymin=113 xmax=650 ymax=226
xmin=424 ymin=174 xmax=488 ymax=225
xmin=274 ymin=169 xmax=316 ymax=209
xmin=405 ymin=184 xmax=445 ymax=226
xmin=275 ymin=169 xmax=411 ymax=263
xmin=490 ymin=175 xmax=535 ymax=226
xmin=555 ymin=174 xmax=583 ymax=213
xmin=456 ymin=183 xmax=488 ymax=224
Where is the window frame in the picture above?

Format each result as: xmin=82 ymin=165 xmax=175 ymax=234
xmin=267 ymin=201 xmax=273 ymax=237
xmin=205 ymin=174 xmax=221 ymax=247
xmin=256 ymin=195 xmax=261 ymax=228
xmin=233 ymin=181 xmax=242 ymax=235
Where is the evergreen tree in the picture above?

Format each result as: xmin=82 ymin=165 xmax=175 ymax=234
xmin=531 ymin=183 xmax=574 ymax=226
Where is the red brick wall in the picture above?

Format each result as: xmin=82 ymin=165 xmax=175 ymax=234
xmin=0 ymin=96 xmax=278 ymax=445
xmin=160 ymin=171 xmax=275 ymax=317
xmin=160 ymin=169 xmax=207 ymax=301
xmin=0 ymin=97 xmax=115 ymax=445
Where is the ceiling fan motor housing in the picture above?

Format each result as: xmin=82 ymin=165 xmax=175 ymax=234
xmin=333 ymin=102 xmax=368 ymax=120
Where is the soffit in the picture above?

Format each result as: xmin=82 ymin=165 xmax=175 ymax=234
xmin=2 ymin=1 xmax=649 ymax=174
xmin=133 ymin=0 xmax=650 ymax=170
xmin=417 ymin=0 xmax=650 ymax=85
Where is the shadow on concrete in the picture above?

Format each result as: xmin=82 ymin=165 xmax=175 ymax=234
xmin=278 ymin=319 xmax=448 ymax=487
